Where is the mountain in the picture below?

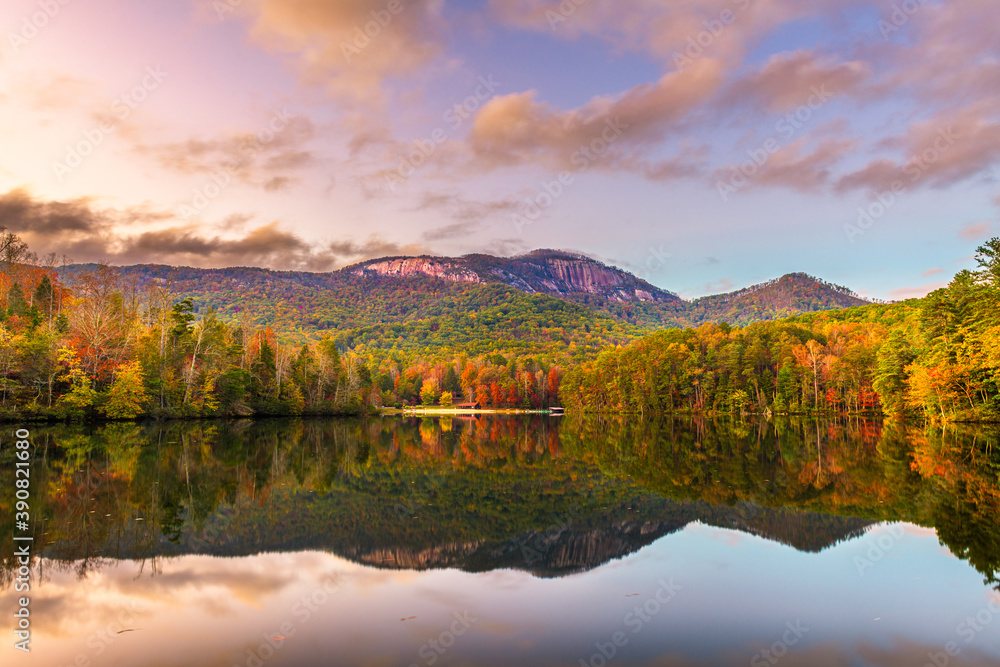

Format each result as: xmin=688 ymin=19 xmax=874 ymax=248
xmin=61 ymin=251 xmax=874 ymax=355
xmin=344 ymin=252 xmax=870 ymax=327
xmin=688 ymin=272 xmax=870 ymax=326
xmin=348 ymin=249 xmax=682 ymax=305
xmin=45 ymin=487 xmax=874 ymax=578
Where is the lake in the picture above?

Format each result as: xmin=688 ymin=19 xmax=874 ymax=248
xmin=2 ymin=416 xmax=998 ymax=666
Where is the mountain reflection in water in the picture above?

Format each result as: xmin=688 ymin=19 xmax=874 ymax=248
xmin=1 ymin=416 xmax=998 ymax=666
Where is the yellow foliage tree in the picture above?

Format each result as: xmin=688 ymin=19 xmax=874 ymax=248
xmin=103 ymin=360 xmax=149 ymax=419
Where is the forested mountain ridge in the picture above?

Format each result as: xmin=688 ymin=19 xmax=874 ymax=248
xmin=348 ymin=249 xmax=681 ymax=304
xmin=687 ymin=272 xmax=870 ymax=326
xmin=62 ymin=251 xmax=873 ymax=339
xmin=562 ymin=238 xmax=1000 ymax=422
xmin=4 ymin=229 xmax=996 ymax=420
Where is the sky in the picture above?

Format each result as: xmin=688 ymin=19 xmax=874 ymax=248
xmin=0 ymin=0 xmax=998 ymax=300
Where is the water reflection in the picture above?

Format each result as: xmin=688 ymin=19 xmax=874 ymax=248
xmin=1 ymin=416 xmax=998 ymax=666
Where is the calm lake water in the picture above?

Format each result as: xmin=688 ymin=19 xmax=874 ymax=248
xmin=2 ymin=416 xmax=999 ymax=666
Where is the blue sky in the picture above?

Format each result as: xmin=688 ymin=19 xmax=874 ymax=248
xmin=0 ymin=0 xmax=997 ymax=299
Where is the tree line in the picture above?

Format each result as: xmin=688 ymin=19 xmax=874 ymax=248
xmin=0 ymin=229 xmax=566 ymax=420
xmin=561 ymin=239 xmax=1000 ymax=422
xmin=0 ymin=257 xmax=376 ymax=420
xmin=3 ymin=228 xmax=996 ymax=422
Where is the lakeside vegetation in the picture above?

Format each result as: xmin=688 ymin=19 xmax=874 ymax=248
xmin=562 ymin=239 xmax=1000 ymax=422
xmin=0 ymin=232 xmax=569 ymax=420
xmin=0 ymin=228 xmax=997 ymax=422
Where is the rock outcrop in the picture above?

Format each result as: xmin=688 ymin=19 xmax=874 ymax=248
xmin=352 ymin=258 xmax=481 ymax=284
xmin=346 ymin=250 xmax=680 ymax=304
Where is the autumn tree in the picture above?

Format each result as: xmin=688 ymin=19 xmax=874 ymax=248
xmin=103 ymin=360 xmax=149 ymax=419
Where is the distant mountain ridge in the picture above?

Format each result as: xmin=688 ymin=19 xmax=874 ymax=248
xmin=347 ymin=249 xmax=681 ymax=304
xmin=687 ymin=272 xmax=870 ymax=326
xmin=342 ymin=250 xmax=872 ymax=329
xmin=61 ymin=250 xmax=875 ymax=351
xmin=46 ymin=491 xmax=874 ymax=579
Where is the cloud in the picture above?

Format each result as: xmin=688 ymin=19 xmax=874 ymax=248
xmin=889 ymin=281 xmax=947 ymax=300
xmin=870 ymin=0 xmax=1000 ymax=108
xmin=0 ymin=188 xmax=172 ymax=252
xmin=115 ymin=225 xmax=427 ymax=271
xmin=0 ymin=189 xmax=423 ymax=271
xmin=959 ymin=222 xmax=991 ymax=240
xmin=325 ymin=237 xmax=428 ymax=262
xmin=137 ymin=114 xmax=317 ymax=191
xmin=18 ymin=73 xmax=100 ymax=114
xmin=722 ymin=50 xmax=869 ymax=113
xmin=487 ymin=0 xmax=855 ymax=65
xmin=836 ymin=107 xmax=1000 ymax=194
xmin=471 ymin=0 xmax=1000 ymax=198
xmin=466 ymin=58 xmax=724 ymax=173
xmin=921 ymin=267 xmax=943 ymax=277
xmin=415 ymin=192 xmax=519 ymax=230
xmin=228 ymin=0 xmax=448 ymax=104
xmin=714 ymin=138 xmax=856 ymax=193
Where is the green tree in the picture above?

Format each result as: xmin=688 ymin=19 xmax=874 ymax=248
xmin=975 ymin=236 xmax=1000 ymax=286
xmin=7 ymin=283 xmax=28 ymax=317
xmin=873 ymin=331 xmax=917 ymax=415
xmin=443 ymin=365 xmax=461 ymax=395
xmin=33 ymin=275 xmax=55 ymax=321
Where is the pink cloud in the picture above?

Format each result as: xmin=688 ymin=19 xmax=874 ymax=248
xmin=836 ymin=107 xmax=1000 ymax=194
xmin=466 ymin=58 xmax=725 ymax=172
xmin=232 ymin=0 xmax=447 ymax=104
xmin=722 ymin=50 xmax=870 ymax=113
xmin=713 ymin=138 xmax=856 ymax=193
xmin=921 ymin=268 xmax=943 ymax=278
xmin=959 ymin=222 xmax=991 ymax=240
xmin=889 ymin=282 xmax=947 ymax=300
xmin=487 ymin=0 xmax=864 ymax=66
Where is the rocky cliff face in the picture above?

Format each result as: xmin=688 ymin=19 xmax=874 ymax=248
xmin=347 ymin=541 xmax=484 ymax=570
xmin=352 ymin=257 xmax=482 ymax=283
xmin=337 ymin=521 xmax=684 ymax=577
xmin=542 ymin=257 xmax=624 ymax=291
xmin=347 ymin=251 xmax=679 ymax=304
